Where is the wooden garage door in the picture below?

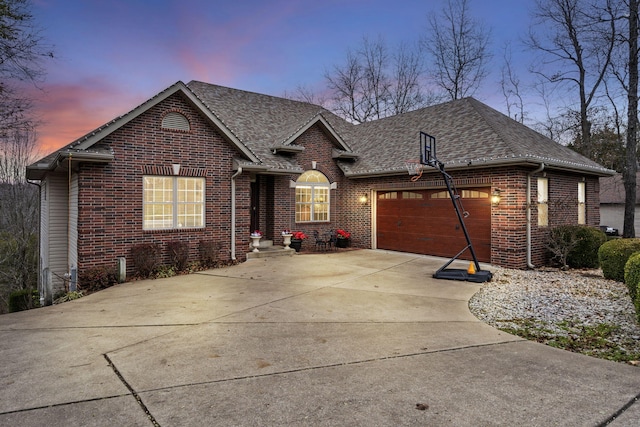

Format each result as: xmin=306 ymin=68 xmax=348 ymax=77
xmin=376 ymin=188 xmax=491 ymax=262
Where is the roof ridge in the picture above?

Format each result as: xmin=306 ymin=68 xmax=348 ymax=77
xmin=465 ymin=97 xmax=523 ymax=156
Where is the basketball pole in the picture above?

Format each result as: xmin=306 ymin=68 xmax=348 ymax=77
xmin=418 ymin=132 xmax=492 ymax=283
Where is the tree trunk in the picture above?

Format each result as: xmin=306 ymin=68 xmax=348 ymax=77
xmin=623 ymin=0 xmax=639 ymax=238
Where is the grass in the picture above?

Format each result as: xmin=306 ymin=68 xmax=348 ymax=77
xmin=500 ymin=317 xmax=640 ymax=363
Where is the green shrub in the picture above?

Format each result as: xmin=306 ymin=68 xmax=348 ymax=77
xmin=598 ymin=238 xmax=640 ymax=282
xmin=131 ymin=243 xmax=161 ymax=278
xmin=79 ymin=266 xmax=118 ymax=293
xmin=624 ymin=252 xmax=640 ymax=301
xmin=547 ymin=225 xmax=606 ymax=269
xmin=167 ymin=241 xmax=190 ymax=271
xmin=567 ymin=226 xmax=607 ymax=268
xmin=199 ymin=240 xmax=222 ymax=268
xmin=8 ymin=289 xmax=39 ymax=313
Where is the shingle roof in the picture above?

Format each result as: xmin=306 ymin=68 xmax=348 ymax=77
xmin=339 ymin=97 xmax=612 ymax=177
xmin=600 ymin=173 xmax=640 ymax=204
xmin=186 ymin=81 xmax=354 ymax=172
xmin=28 ymin=81 xmax=614 ymax=180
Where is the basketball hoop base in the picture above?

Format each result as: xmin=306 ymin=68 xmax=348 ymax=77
xmin=433 ymin=268 xmax=492 ymax=283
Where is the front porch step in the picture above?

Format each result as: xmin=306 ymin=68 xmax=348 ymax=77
xmin=246 ymin=244 xmax=296 ymax=259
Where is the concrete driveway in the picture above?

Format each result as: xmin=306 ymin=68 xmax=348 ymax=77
xmin=1 ymin=250 xmax=639 ymax=426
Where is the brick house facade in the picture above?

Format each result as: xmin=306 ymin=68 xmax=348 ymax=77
xmin=27 ymin=81 xmax=612 ymax=304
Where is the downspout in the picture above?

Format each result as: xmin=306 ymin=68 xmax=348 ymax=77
xmin=527 ymin=163 xmax=545 ymax=268
xmin=231 ymin=167 xmax=243 ymax=260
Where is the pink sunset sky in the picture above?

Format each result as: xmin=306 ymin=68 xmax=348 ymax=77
xmin=30 ymin=0 xmax=530 ymax=154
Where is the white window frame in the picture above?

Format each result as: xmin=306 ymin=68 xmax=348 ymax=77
xmin=295 ymin=170 xmax=330 ymax=223
xmin=578 ymin=181 xmax=586 ymax=225
xmin=143 ymin=176 xmax=205 ymax=230
xmin=537 ymin=177 xmax=549 ymax=227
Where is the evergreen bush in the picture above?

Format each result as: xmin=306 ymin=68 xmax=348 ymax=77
xmin=566 ymin=226 xmax=607 ymax=268
xmin=598 ymin=238 xmax=640 ymax=282
xmin=547 ymin=225 xmax=606 ymax=269
xmin=624 ymin=252 xmax=640 ymax=301
xmin=8 ymin=289 xmax=39 ymax=312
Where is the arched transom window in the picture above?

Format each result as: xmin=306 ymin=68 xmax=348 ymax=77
xmin=295 ymin=170 xmax=330 ymax=222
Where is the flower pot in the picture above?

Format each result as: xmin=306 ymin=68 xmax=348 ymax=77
xmin=250 ymin=235 xmax=262 ymax=252
xmin=336 ymin=238 xmax=349 ymax=248
xmin=282 ymin=233 xmax=293 ymax=250
xmin=290 ymin=239 xmax=302 ymax=252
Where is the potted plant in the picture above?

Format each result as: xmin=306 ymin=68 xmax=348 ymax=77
xmin=290 ymin=231 xmax=307 ymax=252
xmin=335 ymin=229 xmax=351 ymax=248
xmin=250 ymin=230 xmax=263 ymax=252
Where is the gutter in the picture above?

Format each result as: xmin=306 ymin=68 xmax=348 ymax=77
xmin=527 ymin=163 xmax=545 ymax=268
xmin=230 ymin=167 xmax=243 ymax=260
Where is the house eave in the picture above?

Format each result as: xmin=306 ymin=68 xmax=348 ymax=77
xmin=26 ymin=150 xmax=115 ymax=180
xmin=270 ymin=145 xmax=305 ymax=154
xmin=342 ymin=157 xmax=615 ymax=179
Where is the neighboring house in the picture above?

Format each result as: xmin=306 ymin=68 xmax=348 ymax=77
xmin=27 ymin=81 xmax=613 ymax=303
xmin=599 ymin=173 xmax=640 ymax=235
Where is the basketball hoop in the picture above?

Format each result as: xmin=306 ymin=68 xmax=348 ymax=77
xmin=405 ymin=159 xmax=423 ymax=182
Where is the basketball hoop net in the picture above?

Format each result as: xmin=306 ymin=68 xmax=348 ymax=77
xmin=405 ymin=159 xmax=423 ymax=182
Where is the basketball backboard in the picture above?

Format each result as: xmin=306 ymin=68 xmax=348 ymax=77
xmin=420 ymin=131 xmax=436 ymax=166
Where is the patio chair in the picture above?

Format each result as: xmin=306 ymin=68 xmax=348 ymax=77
xmin=313 ymin=230 xmax=330 ymax=251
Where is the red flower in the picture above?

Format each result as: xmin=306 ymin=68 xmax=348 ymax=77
xmin=292 ymin=231 xmax=307 ymax=240
xmin=336 ymin=229 xmax=351 ymax=239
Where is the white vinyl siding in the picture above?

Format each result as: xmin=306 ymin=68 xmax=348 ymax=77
xmin=45 ymin=174 xmax=70 ymax=296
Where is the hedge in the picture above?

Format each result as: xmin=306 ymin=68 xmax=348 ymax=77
xmin=598 ymin=238 xmax=640 ymax=282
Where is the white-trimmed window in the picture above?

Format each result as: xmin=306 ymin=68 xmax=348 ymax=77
xmin=295 ymin=170 xmax=330 ymax=222
xmin=537 ymin=177 xmax=549 ymax=227
xmin=578 ymin=181 xmax=586 ymax=225
xmin=143 ymin=176 xmax=205 ymax=230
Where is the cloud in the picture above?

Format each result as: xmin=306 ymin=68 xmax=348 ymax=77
xmin=30 ymin=78 xmax=147 ymax=153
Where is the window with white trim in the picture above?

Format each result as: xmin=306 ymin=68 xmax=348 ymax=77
xmin=295 ymin=170 xmax=330 ymax=222
xmin=537 ymin=177 xmax=549 ymax=227
xmin=143 ymin=176 xmax=205 ymax=230
xmin=578 ymin=181 xmax=586 ymax=224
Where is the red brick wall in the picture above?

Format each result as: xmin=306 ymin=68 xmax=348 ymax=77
xmin=76 ymin=92 xmax=251 ymax=277
xmin=75 ymin=100 xmax=603 ymax=275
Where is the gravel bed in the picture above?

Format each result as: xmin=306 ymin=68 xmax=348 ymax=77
xmin=469 ymin=267 xmax=640 ymax=363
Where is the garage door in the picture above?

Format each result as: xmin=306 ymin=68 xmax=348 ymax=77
xmin=376 ymin=188 xmax=491 ymax=262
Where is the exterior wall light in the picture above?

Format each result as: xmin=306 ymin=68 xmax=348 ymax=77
xmin=359 ymin=194 xmax=368 ymax=204
xmin=491 ymin=188 xmax=501 ymax=206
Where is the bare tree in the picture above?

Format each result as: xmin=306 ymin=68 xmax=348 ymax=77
xmin=0 ymin=0 xmax=54 ymax=135
xmin=324 ymin=36 xmax=429 ymax=123
xmin=0 ymin=0 xmax=52 ymax=312
xmin=623 ymin=0 xmax=638 ymax=237
xmin=500 ymin=43 xmax=526 ymax=123
xmin=0 ymin=127 xmax=39 ymax=313
xmin=527 ymin=0 xmax=618 ymax=158
xmin=421 ymin=0 xmax=492 ymax=100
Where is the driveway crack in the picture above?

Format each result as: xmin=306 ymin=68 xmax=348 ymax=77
xmin=104 ymin=354 xmax=160 ymax=426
